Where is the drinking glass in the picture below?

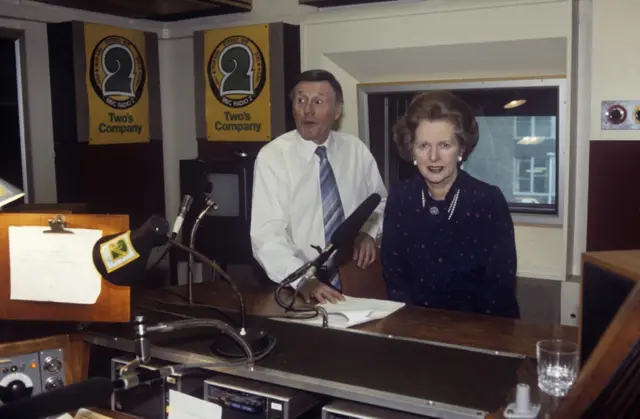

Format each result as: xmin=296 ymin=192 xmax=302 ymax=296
xmin=536 ymin=339 xmax=579 ymax=397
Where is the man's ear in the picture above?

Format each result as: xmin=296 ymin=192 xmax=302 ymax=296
xmin=334 ymin=102 xmax=343 ymax=121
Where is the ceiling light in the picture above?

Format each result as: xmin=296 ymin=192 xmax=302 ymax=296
xmin=504 ymin=99 xmax=527 ymax=109
xmin=518 ymin=136 xmax=543 ymax=145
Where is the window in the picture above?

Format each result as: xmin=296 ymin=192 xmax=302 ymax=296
xmin=514 ymin=116 xmax=555 ymax=140
xmin=513 ymin=154 xmax=556 ymax=205
xmin=362 ymin=79 xmax=564 ymax=219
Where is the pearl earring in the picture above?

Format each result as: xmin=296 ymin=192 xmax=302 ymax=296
xmin=413 ymin=159 xmax=417 ymax=166
xmin=457 ymin=155 xmax=463 ymax=163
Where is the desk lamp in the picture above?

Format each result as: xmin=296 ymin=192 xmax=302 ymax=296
xmin=0 ymin=177 xmax=24 ymax=209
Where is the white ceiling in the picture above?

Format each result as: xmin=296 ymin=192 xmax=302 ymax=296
xmin=324 ymin=37 xmax=567 ymax=83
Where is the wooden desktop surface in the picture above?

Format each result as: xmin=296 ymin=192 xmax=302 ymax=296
xmin=583 ymin=250 xmax=640 ymax=283
xmin=140 ymin=281 xmax=577 ymax=359
xmin=138 ymin=282 xmax=577 ymax=418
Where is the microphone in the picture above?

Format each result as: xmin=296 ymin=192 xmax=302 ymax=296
xmin=282 ymin=193 xmax=382 ymax=288
xmin=93 ymin=215 xmax=169 ymax=286
xmin=91 ymin=215 xmax=272 ymax=360
xmin=171 ymin=194 xmax=193 ymax=239
xmin=0 ymin=377 xmax=115 ymax=419
xmin=274 ymin=193 xmax=382 ymax=313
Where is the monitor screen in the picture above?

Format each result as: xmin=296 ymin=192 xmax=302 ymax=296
xmin=206 ymin=173 xmax=240 ymax=217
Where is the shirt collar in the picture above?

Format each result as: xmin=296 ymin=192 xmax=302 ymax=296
xmin=296 ymin=130 xmax=336 ymax=163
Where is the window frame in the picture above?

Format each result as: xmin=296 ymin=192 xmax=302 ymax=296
xmin=357 ymin=77 xmax=567 ymax=227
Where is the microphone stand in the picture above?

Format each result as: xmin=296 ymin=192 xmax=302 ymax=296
xmin=167 ymin=238 xmax=273 ymax=358
xmin=188 ymin=197 xmax=218 ymax=304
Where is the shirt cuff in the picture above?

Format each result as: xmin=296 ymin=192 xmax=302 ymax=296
xmin=360 ymin=217 xmax=381 ymax=240
xmin=284 ymin=259 xmax=309 ymax=290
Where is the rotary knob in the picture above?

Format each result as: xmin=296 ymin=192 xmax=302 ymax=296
xmin=43 ymin=357 xmax=62 ymax=374
xmin=44 ymin=377 xmax=64 ymax=392
xmin=605 ymin=104 xmax=627 ymax=125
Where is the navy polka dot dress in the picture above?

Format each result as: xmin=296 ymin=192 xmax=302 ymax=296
xmin=381 ymin=170 xmax=520 ymax=319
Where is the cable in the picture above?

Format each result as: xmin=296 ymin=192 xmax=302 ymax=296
xmin=274 ymin=281 xmax=329 ymax=327
xmin=141 ymin=292 xmax=239 ymax=326
xmin=133 ymin=304 xmax=276 ymax=363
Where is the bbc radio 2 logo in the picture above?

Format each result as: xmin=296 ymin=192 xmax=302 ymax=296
xmin=89 ymin=35 xmax=147 ymax=110
xmin=208 ymin=35 xmax=266 ymax=109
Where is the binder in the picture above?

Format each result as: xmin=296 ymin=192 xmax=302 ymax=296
xmin=0 ymin=213 xmax=131 ymax=322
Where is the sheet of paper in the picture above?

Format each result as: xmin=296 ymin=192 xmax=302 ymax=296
xmin=320 ymin=295 xmax=405 ymax=315
xmin=168 ymin=390 xmax=222 ymax=419
xmin=74 ymin=408 xmax=113 ymax=419
xmin=9 ymin=226 xmax=104 ymax=304
xmin=272 ymin=296 xmax=405 ymax=329
xmin=54 ymin=414 xmax=74 ymax=419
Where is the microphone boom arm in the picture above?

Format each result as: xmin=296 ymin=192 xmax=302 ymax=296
xmin=133 ymin=315 xmax=255 ymax=370
xmin=167 ymin=237 xmax=247 ymax=335
xmin=188 ymin=197 xmax=219 ymax=304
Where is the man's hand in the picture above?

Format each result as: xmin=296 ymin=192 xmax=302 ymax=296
xmin=353 ymin=232 xmax=376 ymax=269
xmin=298 ymin=278 xmax=344 ymax=304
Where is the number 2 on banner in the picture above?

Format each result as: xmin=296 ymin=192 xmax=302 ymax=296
xmin=101 ymin=44 xmax=136 ymax=98
xmin=218 ymin=44 xmax=254 ymax=96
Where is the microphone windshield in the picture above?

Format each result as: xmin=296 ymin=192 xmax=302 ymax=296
xmin=93 ymin=215 xmax=170 ymax=285
xmin=330 ymin=193 xmax=381 ymax=249
xmin=0 ymin=377 xmax=113 ymax=419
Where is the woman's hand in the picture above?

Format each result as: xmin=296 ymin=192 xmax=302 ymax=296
xmin=353 ymin=232 xmax=376 ymax=269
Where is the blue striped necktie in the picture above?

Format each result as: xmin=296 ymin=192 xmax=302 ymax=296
xmin=315 ymin=146 xmax=345 ymax=289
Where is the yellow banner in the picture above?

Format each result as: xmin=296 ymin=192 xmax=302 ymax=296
xmin=204 ymin=24 xmax=271 ymax=142
xmin=84 ymin=23 xmax=150 ymax=145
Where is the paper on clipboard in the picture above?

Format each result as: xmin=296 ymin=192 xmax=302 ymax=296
xmin=8 ymin=226 xmax=103 ymax=304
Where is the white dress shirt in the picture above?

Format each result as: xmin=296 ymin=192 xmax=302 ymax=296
xmin=250 ymin=129 xmax=387 ymax=286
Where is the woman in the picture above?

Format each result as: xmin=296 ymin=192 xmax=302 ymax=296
xmin=381 ymin=91 xmax=520 ymax=319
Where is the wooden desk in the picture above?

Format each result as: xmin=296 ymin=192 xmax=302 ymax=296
xmin=582 ymin=250 xmax=640 ymax=283
xmin=140 ymin=282 xmax=577 ymax=359
xmin=79 ymin=282 xmax=579 ymax=418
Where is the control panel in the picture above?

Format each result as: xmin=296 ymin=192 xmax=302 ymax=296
xmin=204 ymin=374 xmax=320 ymax=419
xmin=322 ymin=400 xmax=427 ymax=419
xmin=0 ymin=348 xmax=65 ymax=406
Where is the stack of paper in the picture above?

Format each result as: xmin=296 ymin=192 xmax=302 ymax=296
xmin=273 ymin=296 xmax=405 ymax=329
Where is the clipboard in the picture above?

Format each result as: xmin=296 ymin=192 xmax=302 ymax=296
xmin=0 ymin=213 xmax=131 ymax=323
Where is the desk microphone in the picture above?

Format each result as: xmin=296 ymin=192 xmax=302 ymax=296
xmin=92 ymin=215 xmax=169 ymax=286
xmin=92 ymin=215 xmax=271 ymax=360
xmin=283 ymin=192 xmax=382 ymax=288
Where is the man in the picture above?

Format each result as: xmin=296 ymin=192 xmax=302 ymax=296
xmin=250 ymin=69 xmax=387 ymax=304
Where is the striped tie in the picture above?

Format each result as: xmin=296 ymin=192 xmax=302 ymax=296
xmin=315 ymin=146 xmax=345 ymax=289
